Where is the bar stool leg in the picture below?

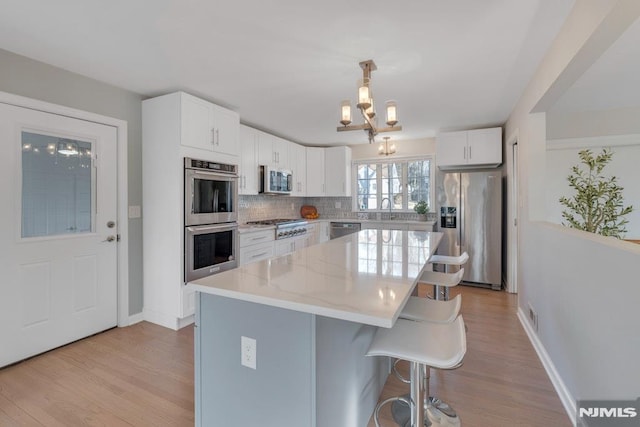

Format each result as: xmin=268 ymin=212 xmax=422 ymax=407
xmin=410 ymin=362 xmax=425 ymax=427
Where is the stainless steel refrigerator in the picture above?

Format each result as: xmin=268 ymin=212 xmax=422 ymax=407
xmin=435 ymin=170 xmax=502 ymax=290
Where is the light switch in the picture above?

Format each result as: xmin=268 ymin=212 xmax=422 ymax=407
xmin=128 ymin=205 xmax=141 ymax=219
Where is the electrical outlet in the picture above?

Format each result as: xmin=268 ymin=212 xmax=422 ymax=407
xmin=528 ymin=303 xmax=538 ymax=331
xmin=241 ymin=336 xmax=256 ymax=369
xmin=335 ymin=201 xmax=341 ymax=209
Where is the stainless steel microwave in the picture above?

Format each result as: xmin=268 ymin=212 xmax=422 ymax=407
xmin=259 ymin=165 xmax=292 ymax=194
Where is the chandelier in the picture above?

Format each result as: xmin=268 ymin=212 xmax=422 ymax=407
xmin=337 ymin=59 xmax=402 ymax=143
xmin=378 ymin=137 xmax=396 ymax=156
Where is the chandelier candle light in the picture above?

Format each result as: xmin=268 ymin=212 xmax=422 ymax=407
xmin=378 ymin=136 xmax=396 ymax=156
xmin=337 ymin=60 xmax=402 ymax=143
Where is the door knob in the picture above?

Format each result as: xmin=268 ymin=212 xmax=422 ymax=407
xmin=107 ymin=221 xmax=116 ymax=228
xmin=103 ymin=235 xmax=116 ymax=242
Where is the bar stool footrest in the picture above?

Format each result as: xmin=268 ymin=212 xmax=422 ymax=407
xmin=391 ymin=394 xmax=461 ymax=427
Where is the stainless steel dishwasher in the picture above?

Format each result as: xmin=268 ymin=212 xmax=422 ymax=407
xmin=329 ymin=222 xmax=361 ymax=239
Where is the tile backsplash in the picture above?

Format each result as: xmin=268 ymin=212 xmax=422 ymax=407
xmin=239 ymin=195 xmax=436 ymax=223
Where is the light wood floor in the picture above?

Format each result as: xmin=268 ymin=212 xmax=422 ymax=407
xmin=0 ymin=286 xmax=571 ymax=426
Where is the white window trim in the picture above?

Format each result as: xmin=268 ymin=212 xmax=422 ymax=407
xmin=352 ymin=155 xmax=435 ymax=213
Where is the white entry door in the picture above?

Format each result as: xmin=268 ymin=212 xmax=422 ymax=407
xmin=0 ymin=103 xmax=118 ymax=368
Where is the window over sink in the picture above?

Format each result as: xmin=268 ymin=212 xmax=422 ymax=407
xmin=353 ymin=156 xmax=434 ymax=213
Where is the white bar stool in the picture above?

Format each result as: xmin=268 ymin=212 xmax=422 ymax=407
xmin=396 ymin=294 xmax=463 ymax=425
xmin=428 ymin=252 xmax=469 ymax=300
xmin=418 ymin=268 xmax=465 ymax=301
xmin=366 ymin=316 xmax=467 ymax=427
xmin=400 ymin=294 xmax=462 ymax=323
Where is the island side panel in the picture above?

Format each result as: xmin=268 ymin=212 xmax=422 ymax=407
xmin=315 ymin=316 xmax=388 ymax=427
xmin=196 ymin=292 xmax=315 ymax=427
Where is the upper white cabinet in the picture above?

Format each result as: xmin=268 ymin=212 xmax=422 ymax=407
xmin=142 ymin=91 xmax=241 ymax=329
xmin=324 ymin=146 xmax=352 ymax=197
xmin=289 ymin=143 xmax=307 ymax=196
xmin=258 ymin=132 xmax=289 ymax=169
xmin=180 ymin=92 xmax=240 ymax=157
xmin=436 ymin=127 xmax=502 ymax=169
xmin=239 ymin=125 xmax=259 ymax=195
xmin=306 ymin=147 xmax=325 ymax=196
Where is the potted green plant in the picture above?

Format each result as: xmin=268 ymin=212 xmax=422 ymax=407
xmin=559 ymin=148 xmax=633 ymax=238
xmin=413 ymin=200 xmax=429 ymax=220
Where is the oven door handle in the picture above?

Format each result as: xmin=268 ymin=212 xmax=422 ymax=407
xmin=186 ymin=223 xmax=238 ymax=234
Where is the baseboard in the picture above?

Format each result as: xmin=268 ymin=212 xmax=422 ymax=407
xmin=517 ymin=307 xmax=577 ymax=426
xmin=143 ymin=309 xmax=195 ymax=331
xmin=128 ymin=312 xmax=145 ymax=326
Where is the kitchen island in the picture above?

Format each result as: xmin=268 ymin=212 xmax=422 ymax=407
xmin=188 ymin=229 xmax=442 ymax=427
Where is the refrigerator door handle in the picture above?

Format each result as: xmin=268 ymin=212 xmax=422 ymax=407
xmin=460 ymin=180 xmax=464 ymax=247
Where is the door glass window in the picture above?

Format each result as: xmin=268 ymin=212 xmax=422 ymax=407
xmin=21 ymin=132 xmax=94 ymax=238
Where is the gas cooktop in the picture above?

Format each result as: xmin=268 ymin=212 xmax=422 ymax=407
xmin=246 ymin=219 xmax=308 ymax=239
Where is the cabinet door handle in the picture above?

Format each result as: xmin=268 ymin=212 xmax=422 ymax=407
xmin=251 ymin=252 xmax=269 ymax=259
xmin=469 ymin=146 xmax=472 ymax=159
xmin=463 ymin=146 xmax=467 ymax=159
xmin=211 ymin=128 xmax=216 ymax=146
xmin=215 ymin=129 xmax=220 ymax=146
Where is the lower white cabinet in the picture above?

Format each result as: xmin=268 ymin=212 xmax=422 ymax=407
xmin=239 ymin=229 xmax=275 ymax=266
xmin=318 ymin=221 xmax=330 ymax=243
xmin=275 ymin=235 xmax=309 ymax=256
xmin=361 ymin=221 xmax=434 ymax=231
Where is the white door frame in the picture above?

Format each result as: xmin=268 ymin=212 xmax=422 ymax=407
xmin=0 ymin=90 xmax=129 ymax=327
xmin=506 ymin=131 xmax=519 ymax=294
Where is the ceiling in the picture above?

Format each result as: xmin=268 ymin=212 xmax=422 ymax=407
xmin=0 ymin=0 xmax=575 ymax=146
xmin=550 ymin=14 xmax=640 ymax=114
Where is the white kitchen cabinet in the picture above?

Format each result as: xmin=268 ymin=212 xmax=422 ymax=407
xmin=324 ymin=146 xmax=352 ymax=196
xmin=239 ymin=125 xmax=259 ymax=195
xmin=180 ymin=92 xmax=240 ymax=157
xmin=362 ymin=221 xmax=405 ymax=230
xmin=142 ymin=91 xmax=240 ymax=330
xmin=258 ymin=131 xmax=289 ymax=169
xmin=275 ymin=235 xmax=308 ymax=256
xmin=290 ymin=143 xmax=307 ymax=196
xmin=361 ymin=221 xmax=435 ymax=231
xmin=239 ymin=229 xmax=275 ymax=266
xmin=407 ymin=222 xmax=434 ymax=232
xmin=306 ymin=147 xmax=326 ymax=196
xmin=304 ymin=223 xmax=317 ymax=246
xmin=318 ymin=221 xmax=330 ymax=243
xmin=436 ymin=127 xmax=502 ymax=169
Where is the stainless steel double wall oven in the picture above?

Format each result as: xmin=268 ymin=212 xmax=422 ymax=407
xmin=184 ymin=158 xmax=239 ymax=281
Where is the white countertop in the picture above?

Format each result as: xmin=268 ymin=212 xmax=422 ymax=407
xmin=188 ymin=229 xmax=443 ymax=328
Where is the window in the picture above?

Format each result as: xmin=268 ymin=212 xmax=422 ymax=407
xmin=21 ymin=132 xmax=94 ymax=238
xmin=354 ymin=157 xmax=433 ymax=212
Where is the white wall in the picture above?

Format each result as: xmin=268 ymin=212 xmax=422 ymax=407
xmin=349 ymin=137 xmax=436 ymax=160
xmin=504 ymin=0 xmax=640 ymax=422
xmin=0 ymin=48 xmax=144 ymax=315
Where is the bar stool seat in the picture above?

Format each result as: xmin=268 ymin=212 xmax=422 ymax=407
xmin=400 ymin=294 xmax=461 ymax=323
xmin=427 ymin=252 xmax=469 ymax=301
xmin=418 ymin=268 xmax=465 ymax=301
xmin=367 ymin=316 xmax=466 ymax=427
xmin=429 ymin=252 xmax=469 ymax=268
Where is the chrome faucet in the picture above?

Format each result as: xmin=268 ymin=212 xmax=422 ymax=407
xmin=380 ymin=197 xmax=394 ymax=220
